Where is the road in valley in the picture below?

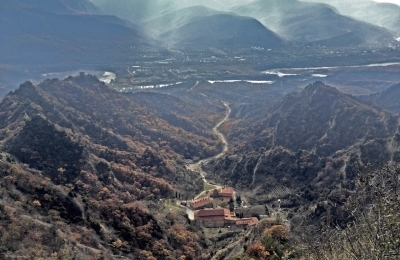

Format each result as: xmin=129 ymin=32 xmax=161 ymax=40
xmin=187 ymin=100 xmax=231 ymax=182
xmin=183 ymin=100 xmax=231 ymax=219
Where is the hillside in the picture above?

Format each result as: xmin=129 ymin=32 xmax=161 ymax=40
xmin=142 ymin=6 xmax=223 ymax=36
xmin=204 ymin=82 xmax=400 ymax=204
xmin=306 ymin=0 xmax=400 ymax=35
xmin=88 ymin=0 xmax=173 ymax=22
xmin=89 ymin=0 xmax=255 ymax=21
xmin=0 ymin=74 xmax=224 ymax=258
xmin=158 ymin=10 xmax=283 ymax=49
xmin=0 ymin=0 xmax=149 ymax=65
xmin=231 ymin=0 xmax=392 ymax=46
xmin=0 ymin=0 xmax=101 ymax=14
xmin=359 ymin=83 xmax=400 ymax=114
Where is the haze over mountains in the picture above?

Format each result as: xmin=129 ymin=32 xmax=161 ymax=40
xmin=305 ymin=0 xmax=400 ymax=35
xmin=1 ymin=0 xmax=101 ymax=14
xmin=231 ymin=0 xmax=392 ymax=45
xmin=91 ymin=0 xmax=396 ymax=48
xmin=2 ymin=0 xmax=400 ymax=66
xmin=0 ymin=0 xmax=149 ymax=65
xmin=2 ymin=0 xmax=400 ymax=258
xmin=149 ymin=6 xmax=283 ymax=49
xmin=143 ymin=6 xmax=224 ymax=36
xmin=90 ymin=0 xmax=256 ymax=20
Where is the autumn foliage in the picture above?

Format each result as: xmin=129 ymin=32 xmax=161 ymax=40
xmin=246 ymin=242 xmax=270 ymax=259
xmin=0 ymin=75 xmax=221 ymax=258
xmin=264 ymin=225 xmax=288 ymax=242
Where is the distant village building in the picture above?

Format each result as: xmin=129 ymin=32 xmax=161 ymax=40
xmin=211 ymin=187 xmax=234 ymax=201
xmin=189 ymin=197 xmax=213 ymax=210
xmin=194 ymin=208 xmax=259 ymax=228
xmin=235 ymin=217 xmax=259 ymax=228
xmin=194 ymin=208 xmax=235 ymax=228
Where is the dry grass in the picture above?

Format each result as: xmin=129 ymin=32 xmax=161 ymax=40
xmin=204 ymin=182 xmax=217 ymax=191
xmin=164 ymin=199 xmax=185 ymax=214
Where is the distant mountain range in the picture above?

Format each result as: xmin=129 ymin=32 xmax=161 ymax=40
xmin=1 ymin=0 xmax=399 ymax=67
xmin=1 ymin=0 xmax=101 ymax=14
xmin=89 ymin=0 xmax=172 ymax=22
xmin=0 ymin=0 xmax=397 ymax=67
xmin=305 ymin=0 xmax=400 ymax=35
xmin=90 ymin=0 xmax=396 ymax=48
xmin=143 ymin=6 xmax=223 ymax=36
xmin=150 ymin=6 xmax=283 ymax=49
xmin=0 ymin=0 xmax=149 ymax=65
xmin=89 ymin=0 xmax=256 ymax=21
xmin=231 ymin=0 xmax=392 ymax=46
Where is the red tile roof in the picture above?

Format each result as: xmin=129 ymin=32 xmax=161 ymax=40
xmin=196 ymin=216 xmax=226 ymax=222
xmin=219 ymin=188 xmax=234 ymax=197
xmin=236 ymin=217 xmax=259 ymax=226
xmin=195 ymin=208 xmax=230 ymax=217
xmin=211 ymin=187 xmax=234 ymax=198
xmin=194 ymin=209 xmax=258 ymax=227
xmin=221 ymin=187 xmax=234 ymax=194
xmin=189 ymin=197 xmax=213 ymax=209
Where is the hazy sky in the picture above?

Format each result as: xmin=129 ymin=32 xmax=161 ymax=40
xmin=373 ymin=0 xmax=400 ymax=5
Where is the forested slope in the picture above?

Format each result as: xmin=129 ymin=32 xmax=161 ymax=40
xmin=0 ymin=74 xmax=223 ymax=259
xmin=205 ymin=82 xmax=400 ymax=205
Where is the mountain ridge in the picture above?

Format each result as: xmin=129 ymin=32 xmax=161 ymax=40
xmin=0 ymin=0 xmax=150 ymax=65
xmin=155 ymin=7 xmax=284 ymax=49
xmin=231 ymin=0 xmax=393 ymax=46
xmin=0 ymin=0 xmax=101 ymax=14
xmin=0 ymin=74 xmax=226 ymax=258
xmin=304 ymin=0 xmax=400 ymax=35
xmin=358 ymin=83 xmax=400 ymax=114
xmin=204 ymin=82 xmax=400 ymax=204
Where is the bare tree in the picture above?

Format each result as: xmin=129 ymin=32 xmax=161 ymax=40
xmin=306 ymin=164 xmax=400 ymax=260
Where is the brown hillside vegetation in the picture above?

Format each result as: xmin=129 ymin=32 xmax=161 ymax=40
xmin=229 ymin=218 xmax=295 ymax=260
xmin=0 ymin=74 xmax=223 ymax=259
xmin=304 ymin=164 xmax=400 ymax=259
xmin=204 ymin=82 xmax=400 ymax=205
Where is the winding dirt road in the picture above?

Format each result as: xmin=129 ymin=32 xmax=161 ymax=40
xmin=187 ymin=101 xmax=231 ymax=182
xmin=184 ymin=101 xmax=231 ymax=219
